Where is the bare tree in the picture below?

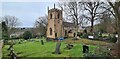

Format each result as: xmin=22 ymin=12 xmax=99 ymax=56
xmin=2 ymin=16 xmax=20 ymax=39
xmin=58 ymin=2 xmax=84 ymax=39
xmin=106 ymin=1 xmax=120 ymax=56
xmin=34 ymin=16 xmax=47 ymax=36
xmin=100 ymin=2 xmax=118 ymax=33
xmin=98 ymin=11 xmax=116 ymax=33
xmin=0 ymin=22 xmax=2 ymax=39
xmin=82 ymin=2 xmax=104 ymax=34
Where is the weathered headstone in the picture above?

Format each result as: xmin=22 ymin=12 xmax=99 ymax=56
xmin=31 ymin=39 xmax=34 ymax=42
xmin=10 ymin=52 xmax=17 ymax=59
xmin=66 ymin=44 xmax=74 ymax=49
xmin=18 ymin=40 xmax=22 ymax=44
xmin=13 ymin=40 xmax=16 ymax=44
xmin=41 ymin=40 xmax=44 ymax=45
xmin=52 ymin=42 xmax=61 ymax=54
xmin=9 ymin=48 xmax=16 ymax=59
xmin=9 ymin=48 xmax=13 ymax=55
xmin=8 ymin=44 xmax=13 ymax=50
xmin=83 ymin=45 xmax=89 ymax=53
xmin=3 ymin=40 xmax=8 ymax=45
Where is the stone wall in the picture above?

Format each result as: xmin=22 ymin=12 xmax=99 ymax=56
xmin=46 ymin=8 xmax=63 ymax=39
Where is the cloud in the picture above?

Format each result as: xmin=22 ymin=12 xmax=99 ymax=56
xmin=1 ymin=0 xmax=59 ymax=2
xmin=2 ymin=2 xmax=55 ymax=27
xmin=0 ymin=3 xmax=3 ymax=17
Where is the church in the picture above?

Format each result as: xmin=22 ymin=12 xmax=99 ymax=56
xmin=46 ymin=5 xmax=76 ymax=39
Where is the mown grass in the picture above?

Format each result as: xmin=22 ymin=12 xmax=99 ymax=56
xmin=2 ymin=38 xmax=100 ymax=58
xmin=0 ymin=41 xmax=3 ymax=59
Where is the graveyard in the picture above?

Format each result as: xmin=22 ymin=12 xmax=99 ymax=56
xmin=2 ymin=37 xmax=112 ymax=58
xmin=1 ymin=1 xmax=120 ymax=58
xmin=3 ymin=38 xmax=112 ymax=58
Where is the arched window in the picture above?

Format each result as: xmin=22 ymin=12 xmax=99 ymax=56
xmin=68 ymin=30 xmax=72 ymax=33
xmin=58 ymin=13 xmax=59 ymax=19
xmin=50 ymin=28 xmax=52 ymax=35
xmin=50 ymin=14 xmax=52 ymax=19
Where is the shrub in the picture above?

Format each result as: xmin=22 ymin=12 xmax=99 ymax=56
xmin=77 ymin=32 xmax=83 ymax=37
xmin=110 ymin=35 xmax=117 ymax=43
xmin=84 ymin=46 xmax=111 ymax=58
xmin=2 ymin=34 xmax=9 ymax=40
xmin=82 ymin=33 xmax=88 ymax=38
xmin=23 ymin=31 xmax=32 ymax=40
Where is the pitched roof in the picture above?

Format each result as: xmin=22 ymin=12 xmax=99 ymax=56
xmin=63 ymin=22 xmax=75 ymax=28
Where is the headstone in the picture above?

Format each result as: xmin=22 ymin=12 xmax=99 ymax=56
xmin=31 ymin=39 xmax=34 ymax=42
xmin=9 ymin=49 xmax=16 ymax=59
xmin=66 ymin=44 xmax=74 ymax=49
xmin=9 ymin=47 xmax=14 ymax=56
xmin=10 ymin=52 xmax=17 ymax=59
xmin=84 ymin=29 xmax=87 ymax=33
xmin=41 ymin=40 xmax=44 ymax=45
xmin=13 ymin=40 xmax=16 ymax=44
xmin=18 ymin=39 xmax=22 ymax=44
xmin=52 ymin=42 xmax=61 ymax=54
xmin=4 ymin=40 xmax=8 ymax=44
xmin=83 ymin=45 xmax=89 ymax=53
xmin=8 ymin=44 xmax=13 ymax=50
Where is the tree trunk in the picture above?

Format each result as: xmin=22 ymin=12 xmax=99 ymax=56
xmin=90 ymin=18 xmax=94 ymax=35
xmin=74 ymin=24 xmax=78 ymax=40
xmin=114 ymin=2 xmax=120 ymax=56
xmin=117 ymin=7 xmax=120 ymax=56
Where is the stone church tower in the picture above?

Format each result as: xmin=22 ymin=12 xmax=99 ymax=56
xmin=46 ymin=4 xmax=63 ymax=39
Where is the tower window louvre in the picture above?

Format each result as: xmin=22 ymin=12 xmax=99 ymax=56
xmin=50 ymin=14 xmax=52 ymax=19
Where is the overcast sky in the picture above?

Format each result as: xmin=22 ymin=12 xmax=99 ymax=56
xmin=1 ymin=2 xmax=59 ymax=27
xmin=0 ymin=0 xmax=111 ymax=27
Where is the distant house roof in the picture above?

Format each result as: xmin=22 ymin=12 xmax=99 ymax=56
xmin=63 ymin=22 xmax=75 ymax=28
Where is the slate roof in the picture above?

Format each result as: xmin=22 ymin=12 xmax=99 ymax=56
xmin=63 ymin=22 xmax=75 ymax=28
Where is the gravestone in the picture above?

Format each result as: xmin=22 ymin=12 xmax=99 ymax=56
xmin=31 ymin=39 xmax=34 ymax=42
xmin=41 ymin=40 xmax=44 ymax=45
xmin=52 ymin=42 xmax=61 ymax=54
xmin=13 ymin=40 xmax=16 ymax=44
xmin=9 ymin=48 xmax=16 ymax=59
xmin=18 ymin=40 xmax=22 ymax=44
xmin=3 ymin=40 xmax=8 ymax=45
xmin=10 ymin=52 xmax=17 ymax=59
xmin=9 ymin=47 xmax=14 ymax=55
xmin=66 ymin=44 xmax=74 ymax=49
xmin=83 ymin=45 xmax=89 ymax=53
xmin=8 ymin=44 xmax=13 ymax=50
xmin=19 ymin=39 xmax=23 ymax=44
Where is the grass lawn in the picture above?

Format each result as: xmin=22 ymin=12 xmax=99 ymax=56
xmin=2 ymin=38 xmax=103 ymax=58
xmin=0 ymin=41 xmax=3 ymax=59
